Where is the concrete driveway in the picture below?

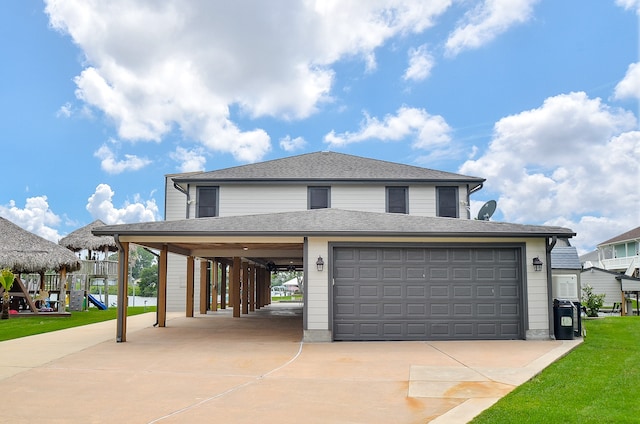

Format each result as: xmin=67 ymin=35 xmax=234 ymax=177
xmin=1 ymin=304 xmax=580 ymax=423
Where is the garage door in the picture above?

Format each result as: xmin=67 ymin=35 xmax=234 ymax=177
xmin=332 ymin=246 xmax=523 ymax=341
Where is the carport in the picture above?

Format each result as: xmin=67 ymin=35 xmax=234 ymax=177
xmin=93 ymin=208 xmax=575 ymax=343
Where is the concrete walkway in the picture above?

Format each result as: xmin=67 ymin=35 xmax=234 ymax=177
xmin=0 ymin=305 xmax=581 ymax=423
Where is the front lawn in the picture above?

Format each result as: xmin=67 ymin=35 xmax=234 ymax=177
xmin=471 ymin=317 xmax=640 ymax=423
xmin=0 ymin=306 xmax=156 ymax=342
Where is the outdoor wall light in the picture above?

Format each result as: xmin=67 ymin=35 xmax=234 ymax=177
xmin=316 ymin=256 xmax=324 ymax=272
xmin=532 ymin=257 xmax=543 ymax=272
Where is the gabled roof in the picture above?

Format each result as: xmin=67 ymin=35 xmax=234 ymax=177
xmin=598 ymin=226 xmax=640 ymax=247
xmin=551 ymin=246 xmax=581 ymax=269
xmin=94 ymin=208 xmax=574 ymax=238
xmin=171 ymin=151 xmax=485 ymax=186
xmin=581 ymin=266 xmax=632 ymax=277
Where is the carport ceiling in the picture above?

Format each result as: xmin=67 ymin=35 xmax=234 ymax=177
xmin=132 ymin=240 xmax=304 ymax=269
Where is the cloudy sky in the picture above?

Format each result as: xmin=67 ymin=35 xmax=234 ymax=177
xmin=1 ymin=0 xmax=638 ymax=254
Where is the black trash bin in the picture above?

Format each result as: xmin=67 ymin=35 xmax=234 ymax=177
xmin=553 ymin=299 xmax=574 ymax=340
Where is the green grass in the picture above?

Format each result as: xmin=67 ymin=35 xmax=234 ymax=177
xmin=0 ymin=306 xmax=156 ymax=342
xmin=471 ymin=317 xmax=640 ymax=423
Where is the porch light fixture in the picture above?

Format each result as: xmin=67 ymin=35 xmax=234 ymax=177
xmin=316 ymin=256 xmax=324 ymax=272
xmin=532 ymin=257 xmax=543 ymax=272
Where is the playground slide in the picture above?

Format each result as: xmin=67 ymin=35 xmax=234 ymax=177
xmin=88 ymin=294 xmax=107 ymax=310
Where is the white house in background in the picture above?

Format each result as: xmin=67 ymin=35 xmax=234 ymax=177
xmin=582 ymin=226 xmax=640 ymax=277
xmin=580 ymin=267 xmax=640 ymax=314
xmin=95 ymin=151 xmax=576 ymax=342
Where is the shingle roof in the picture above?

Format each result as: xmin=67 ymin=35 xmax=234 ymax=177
xmin=171 ymin=151 xmax=485 ymax=185
xmin=551 ymin=246 xmax=581 ymax=269
xmin=93 ymin=208 xmax=575 ymax=238
xmin=598 ymin=226 xmax=640 ymax=246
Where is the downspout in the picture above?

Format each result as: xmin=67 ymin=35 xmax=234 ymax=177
xmin=546 ymin=236 xmax=557 ymax=339
xmin=114 ymin=234 xmax=126 ymax=342
xmin=173 ymin=182 xmax=191 ymax=219
xmin=143 ymin=247 xmax=160 ymax=327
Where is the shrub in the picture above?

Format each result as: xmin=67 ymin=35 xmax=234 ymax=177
xmin=582 ymin=284 xmax=605 ymax=317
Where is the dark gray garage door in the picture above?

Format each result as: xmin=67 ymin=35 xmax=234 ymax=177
xmin=332 ymin=246 xmax=523 ymax=341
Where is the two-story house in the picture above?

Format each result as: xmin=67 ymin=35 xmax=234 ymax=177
xmin=589 ymin=227 xmax=640 ymax=277
xmin=94 ymin=151 xmax=575 ymax=342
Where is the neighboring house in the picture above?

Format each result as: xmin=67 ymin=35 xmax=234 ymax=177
xmin=581 ymin=226 xmax=640 ymax=277
xmin=94 ymin=151 xmax=576 ymax=342
xmin=580 ymin=267 xmax=640 ymax=313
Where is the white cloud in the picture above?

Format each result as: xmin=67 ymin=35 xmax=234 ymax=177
xmin=56 ymin=102 xmax=73 ymax=118
xmin=170 ymin=147 xmax=207 ymax=173
xmin=613 ymin=62 xmax=640 ymax=100
xmin=459 ymin=92 xmax=639 ymax=253
xmin=324 ymin=106 xmax=451 ymax=149
xmin=44 ymin=0 xmax=452 ymax=163
xmin=0 ymin=196 xmax=62 ymax=242
xmin=279 ymin=135 xmax=307 ymax=152
xmin=94 ymin=144 xmax=151 ymax=174
xmin=403 ymin=44 xmax=434 ymax=82
xmin=616 ymin=0 xmax=640 ymax=14
xmin=86 ymin=183 xmax=159 ymax=224
xmin=446 ymin=0 xmax=539 ymax=56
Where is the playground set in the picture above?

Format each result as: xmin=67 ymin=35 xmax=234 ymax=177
xmin=2 ymin=259 xmax=116 ymax=315
xmin=0 ymin=219 xmax=118 ymax=316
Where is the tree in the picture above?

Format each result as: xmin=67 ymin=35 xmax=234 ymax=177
xmin=138 ymin=265 xmax=158 ymax=297
xmin=130 ymin=246 xmax=156 ymax=279
xmin=0 ymin=268 xmax=15 ymax=319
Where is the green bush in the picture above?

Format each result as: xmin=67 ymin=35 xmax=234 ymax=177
xmin=581 ymin=284 xmax=605 ymax=317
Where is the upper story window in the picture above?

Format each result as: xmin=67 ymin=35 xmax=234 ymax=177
xmin=308 ymin=186 xmax=330 ymax=209
xmin=436 ymin=186 xmax=458 ymax=218
xmin=197 ymin=187 xmax=218 ymax=217
xmin=386 ymin=186 xmax=408 ymax=214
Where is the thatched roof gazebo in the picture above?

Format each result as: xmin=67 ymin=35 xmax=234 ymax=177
xmin=59 ymin=219 xmax=119 ymax=309
xmin=0 ymin=217 xmax=81 ymax=314
xmin=59 ymin=219 xmax=117 ymax=255
xmin=0 ymin=217 xmax=81 ymax=273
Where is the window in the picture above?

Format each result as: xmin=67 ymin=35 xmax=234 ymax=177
xmin=386 ymin=187 xmax=408 ymax=214
xmin=437 ymin=186 xmax=458 ymax=218
xmin=308 ymin=186 xmax=330 ymax=209
xmin=197 ymin=187 xmax=218 ymax=217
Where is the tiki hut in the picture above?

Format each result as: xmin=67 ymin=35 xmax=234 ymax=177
xmin=0 ymin=217 xmax=81 ymax=314
xmin=59 ymin=219 xmax=117 ymax=258
xmin=59 ymin=219 xmax=118 ymax=308
xmin=0 ymin=217 xmax=81 ymax=273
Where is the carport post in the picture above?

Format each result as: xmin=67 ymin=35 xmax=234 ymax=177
xmin=232 ymin=257 xmax=241 ymax=317
xmin=116 ymin=241 xmax=129 ymax=342
xmin=263 ymin=270 xmax=271 ymax=306
xmin=255 ymin=266 xmax=262 ymax=310
xmin=199 ymin=259 xmax=208 ymax=314
xmin=242 ymin=260 xmax=250 ymax=315
xmin=186 ymin=256 xmax=195 ymax=317
xmin=249 ymin=265 xmax=256 ymax=312
xmin=157 ymin=245 xmax=168 ymax=327
xmin=209 ymin=260 xmax=218 ymax=312
xmin=220 ymin=264 xmax=227 ymax=309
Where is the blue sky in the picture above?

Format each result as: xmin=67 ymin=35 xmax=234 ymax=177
xmin=0 ymin=0 xmax=638 ymax=254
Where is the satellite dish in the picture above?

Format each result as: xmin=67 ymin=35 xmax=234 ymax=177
xmin=477 ymin=200 xmax=497 ymax=221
